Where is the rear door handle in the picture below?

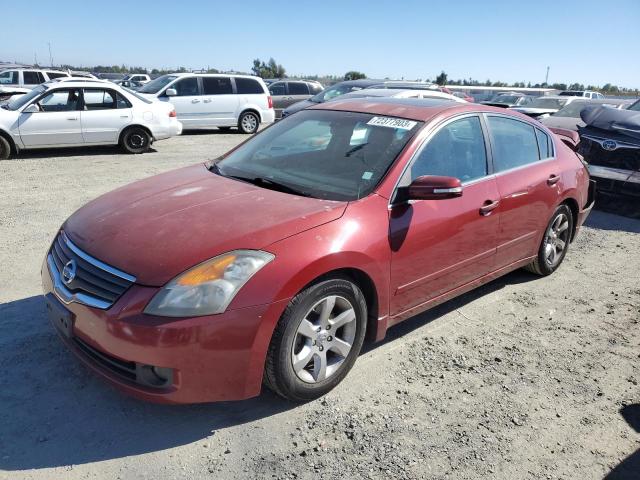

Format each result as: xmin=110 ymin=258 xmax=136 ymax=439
xmin=480 ymin=199 xmax=500 ymax=216
xmin=191 ymin=99 xmax=200 ymax=103
xmin=203 ymin=99 xmax=212 ymax=103
xmin=66 ymin=117 xmax=78 ymax=121
xmin=547 ymin=174 xmax=560 ymax=186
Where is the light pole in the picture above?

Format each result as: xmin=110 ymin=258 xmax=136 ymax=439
xmin=48 ymin=42 xmax=53 ymax=67
xmin=545 ymin=66 xmax=550 ymax=86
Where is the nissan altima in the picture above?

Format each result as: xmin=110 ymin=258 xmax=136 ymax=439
xmin=42 ymin=98 xmax=594 ymax=403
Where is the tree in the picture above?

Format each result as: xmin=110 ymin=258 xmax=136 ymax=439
xmin=435 ymin=71 xmax=448 ymax=86
xmin=251 ymin=57 xmax=286 ymax=78
xmin=344 ymin=71 xmax=366 ymax=81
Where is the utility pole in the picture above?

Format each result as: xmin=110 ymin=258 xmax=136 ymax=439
xmin=34 ymin=52 xmax=38 ymax=66
xmin=545 ymin=66 xmax=550 ymax=86
xmin=48 ymin=42 xmax=53 ymax=67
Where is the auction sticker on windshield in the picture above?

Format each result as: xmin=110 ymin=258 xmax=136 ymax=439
xmin=367 ymin=117 xmax=417 ymax=130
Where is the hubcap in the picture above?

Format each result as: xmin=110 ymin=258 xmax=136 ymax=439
xmin=242 ymin=114 xmax=257 ymax=132
xmin=544 ymin=213 xmax=569 ymax=267
xmin=129 ymin=133 xmax=145 ymax=148
xmin=291 ymin=295 xmax=357 ymax=383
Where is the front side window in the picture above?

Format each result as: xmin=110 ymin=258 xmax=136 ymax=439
xmin=215 ymin=110 xmax=422 ymax=201
xmin=410 ymin=116 xmax=487 ymax=183
xmin=202 ymin=77 xmax=232 ymax=95
xmin=235 ymin=77 xmax=264 ymax=94
xmin=289 ymin=82 xmax=309 ymax=95
xmin=0 ymin=70 xmax=18 ymax=84
xmin=24 ymin=71 xmax=45 ymax=85
xmin=171 ymin=77 xmax=199 ymax=96
xmin=269 ymin=82 xmax=286 ymax=96
xmin=36 ymin=89 xmax=81 ymax=112
xmin=83 ymin=89 xmax=130 ymax=110
xmin=487 ymin=116 xmax=540 ymax=171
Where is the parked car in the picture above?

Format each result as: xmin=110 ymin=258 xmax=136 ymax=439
xmin=558 ymin=90 xmax=604 ymax=99
xmin=452 ymin=91 xmax=474 ymax=102
xmin=482 ymin=93 xmax=535 ymax=108
xmin=120 ymin=74 xmax=151 ymax=85
xmin=540 ymin=98 xmax=633 ymax=131
xmin=577 ymin=106 xmax=640 ymax=217
xmin=138 ymin=73 xmax=274 ymax=133
xmin=0 ymin=68 xmax=70 ymax=101
xmin=41 ymin=98 xmax=593 ymax=403
xmin=0 ymin=80 xmax=182 ymax=159
xmin=268 ymin=80 xmax=324 ymax=119
xmin=510 ymin=96 xmax=578 ymax=119
xmin=339 ymin=88 xmax=466 ymax=103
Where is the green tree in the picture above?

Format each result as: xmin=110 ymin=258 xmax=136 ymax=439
xmin=435 ymin=71 xmax=448 ymax=85
xmin=251 ymin=57 xmax=286 ymax=78
xmin=344 ymin=71 xmax=366 ymax=81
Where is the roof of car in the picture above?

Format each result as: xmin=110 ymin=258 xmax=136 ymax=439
xmin=168 ymin=72 xmax=263 ymax=80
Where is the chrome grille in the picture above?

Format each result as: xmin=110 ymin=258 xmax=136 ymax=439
xmin=47 ymin=231 xmax=135 ymax=309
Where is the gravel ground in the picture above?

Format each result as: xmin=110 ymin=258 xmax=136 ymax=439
xmin=0 ymin=132 xmax=638 ymax=480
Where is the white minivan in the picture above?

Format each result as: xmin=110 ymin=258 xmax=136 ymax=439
xmin=138 ymin=73 xmax=275 ymax=133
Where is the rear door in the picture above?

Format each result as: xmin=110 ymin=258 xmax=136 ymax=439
xmin=22 ymin=71 xmax=45 ymax=88
xmin=80 ymin=88 xmax=132 ymax=143
xmin=268 ymin=81 xmax=287 ymax=118
xmin=160 ymin=77 xmax=201 ymax=128
xmin=486 ymin=114 xmax=560 ymax=268
xmin=201 ymin=76 xmax=238 ymax=126
xmin=18 ymin=88 xmax=84 ymax=146
xmin=287 ymin=81 xmax=311 ymax=106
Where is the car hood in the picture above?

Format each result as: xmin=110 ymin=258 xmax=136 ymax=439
xmin=540 ymin=116 xmax=584 ymax=131
xmin=63 ymin=164 xmax=347 ymax=286
xmin=511 ymin=107 xmax=559 ymax=116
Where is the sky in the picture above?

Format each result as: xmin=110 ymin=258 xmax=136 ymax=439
xmin=1 ymin=0 xmax=639 ymax=89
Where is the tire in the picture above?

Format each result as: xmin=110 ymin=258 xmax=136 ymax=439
xmin=237 ymin=111 xmax=260 ymax=134
xmin=264 ymin=278 xmax=367 ymax=402
xmin=218 ymin=126 xmax=232 ymax=132
xmin=525 ymin=204 xmax=573 ymax=276
xmin=0 ymin=136 xmax=11 ymax=160
xmin=120 ymin=127 xmax=151 ymax=154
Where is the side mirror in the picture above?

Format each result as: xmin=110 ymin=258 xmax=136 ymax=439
xmin=22 ymin=104 xmax=39 ymax=113
xmin=165 ymin=88 xmax=177 ymax=97
xmin=405 ymin=175 xmax=463 ymax=200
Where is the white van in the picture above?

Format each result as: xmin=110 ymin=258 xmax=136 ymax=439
xmin=138 ymin=73 xmax=275 ymax=133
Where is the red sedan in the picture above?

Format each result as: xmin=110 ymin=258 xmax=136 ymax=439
xmin=42 ymin=98 xmax=594 ymax=403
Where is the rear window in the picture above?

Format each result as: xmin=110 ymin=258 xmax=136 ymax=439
xmin=289 ymin=82 xmax=309 ymax=95
xmin=203 ymin=77 xmax=232 ymax=95
xmin=24 ymin=71 xmax=45 ymax=85
xmin=46 ymin=72 xmax=67 ymax=79
xmin=235 ymin=77 xmax=264 ymax=94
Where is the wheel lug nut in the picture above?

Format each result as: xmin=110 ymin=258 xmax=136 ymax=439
xmin=319 ymin=346 xmax=324 ymax=351
xmin=312 ymin=340 xmax=316 ymax=345
xmin=327 ymin=336 xmax=332 ymax=341
xmin=316 ymin=327 xmax=322 ymax=332
xmin=326 ymin=325 xmax=331 ymax=330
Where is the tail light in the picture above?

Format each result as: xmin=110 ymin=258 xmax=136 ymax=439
xmin=267 ymin=96 xmax=273 ymax=109
xmin=169 ymin=109 xmax=177 ymax=118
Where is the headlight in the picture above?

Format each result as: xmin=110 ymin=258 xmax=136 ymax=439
xmin=144 ymin=250 xmax=274 ymax=317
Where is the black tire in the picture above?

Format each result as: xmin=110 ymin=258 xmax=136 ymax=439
xmin=218 ymin=126 xmax=232 ymax=132
xmin=525 ymin=204 xmax=573 ymax=276
xmin=0 ymin=135 xmax=11 ymax=160
xmin=237 ymin=111 xmax=260 ymax=134
xmin=120 ymin=127 xmax=152 ymax=154
xmin=264 ymin=278 xmax=367 ymax=402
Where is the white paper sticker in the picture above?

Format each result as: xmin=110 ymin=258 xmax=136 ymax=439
xmin=362 ymin=171 xmax=373 ymax=180
xmin=366 ymin=116 xmax=417 ymax=130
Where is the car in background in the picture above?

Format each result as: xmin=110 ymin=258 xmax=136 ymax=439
xmin=68 ymin=71 xmax=97 ymax=79
xmin=41 ymin=98 xmax=593 ymax=403
xmin=0 ymin=68 xmax=71 ymax=101
xmin=452 ymin=91 xmax=474 ymax=102
xmin=540 ymin=98 xmax=633 ymax=131
xmin=268 ymin=80 xmax=324 ymax=119
xmin=120 ymin=74 xmax=151 ymax=85
xmin=482 ymin=93 xmax=535 ymax=108
xmin=558 ymin=90 xmax=604 ymax=99
xmin=138 ymin=73 xmax=274 ymax=133
xmin=510 ymin=96 xmax=578 ymax=120
xmin=339 ymin=88 xmax=466 ymax=103
xmin=0 ymin=80 xmax=181 ymax=159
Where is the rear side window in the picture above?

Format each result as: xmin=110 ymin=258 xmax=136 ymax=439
xmin=487 ymin=116 xmax=540 ymax=171
xmin=289 ymin=82 xmax=309 ymax=95
xmin=47 ymin=72 xmax=67 ymax=79
xmin=83 ymin=89 xmax=131 ymax=110
xmin=171 ymin=77 xmax=199 ymax=96
xmin=535 ymin=128 xmax=553 ymax=159
xmin=202 ymin=77 xmax=232 ymax=95
xmin=235 ymin=77 xmax=264 ymax=94
xmin=0 ymin=71 xmax=19 ymax=84
xmin=24 ymin=71 xmax=45 ymax=85
xmin=269 ymin=82 xmax=286 ymax=96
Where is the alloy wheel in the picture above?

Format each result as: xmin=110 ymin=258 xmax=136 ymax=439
xmin=544 ymin=213 xmax=569 ymax=267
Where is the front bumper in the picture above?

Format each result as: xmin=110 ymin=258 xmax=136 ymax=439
xmin=42 ymin=259 xmax=288 ymax=404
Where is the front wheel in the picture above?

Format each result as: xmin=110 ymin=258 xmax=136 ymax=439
xmin=121 ymin=127 xmax=151 ymax=154
xmin=525 ymin=204 xmax=573 ymax=276
xmin=238 ymin=111 xmax=260 ymax=134
xmin=264 ymin=278 xmax=367 ymax=402
xmin=0 ymin=136 xmax=11 ymax=160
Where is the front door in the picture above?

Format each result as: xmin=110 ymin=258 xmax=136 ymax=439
xmin=201 ymin=76 xmax=239 ymax=126
xmin=389 ymin=115 xmax=500 ymax=318
xmin=18 ymin=88 xmax=83 ymax=146
xmin=80 ymin=88 xmax=132 ymax=144
xmin=160 ymin=77 xmax=201 ymax=129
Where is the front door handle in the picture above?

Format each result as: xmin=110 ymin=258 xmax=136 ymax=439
xmin=480 ymin=199 xmax=500 ymax=216
xmin=547 ymin=174 xmax=560 ymax=186
xmin=191 ymin=99 xmax=200 ymax=103
xmin=66 ymin=117 xmax=78 ymax=121
xmin=203 ymin=99 xmax=212 ymax=103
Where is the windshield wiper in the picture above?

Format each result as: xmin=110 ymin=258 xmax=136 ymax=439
xmin=210 ymin=164 xmax=311 ymax=197
xmin=345 ymin=143 xmax=368 ymax=157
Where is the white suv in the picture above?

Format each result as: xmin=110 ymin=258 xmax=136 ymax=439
xmin=0 ymin=80 xmax=182 ymax=159
xmin=0 ymin=68 xmax=71 ymax=100
xmin=138 ymin=73 xmax=274 ymax=133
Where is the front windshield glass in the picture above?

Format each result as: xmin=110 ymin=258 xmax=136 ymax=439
xmin=492 ymin=95 xmax=520 ymax=103
xmin=214 ymin=110 xmax=422 ymax=201
xmin=552 ymin=101 xmax=589 ymax=118
xmin=311 ymin=84 xmax=365 ymax=103
xmin=629 ymin=100 xmax=640 ymax=112
xmin=528 ymin=98 xmax=566 ymax=109
xmin=138 ymin=75 xmax=178 ymax=94
xmin=6 ymin=86 xmax=45 ymax=110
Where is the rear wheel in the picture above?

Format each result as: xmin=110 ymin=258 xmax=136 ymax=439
xmin=525 ymin=204 xmax=573 ymax=276
xmin=264 ymin=278 xmax=367 ymax=402
xmin=121 ymin=127 xmax=151 ymax=154
xmin=0 ymin=136 xmax=10 ymax=160
xmin=238 ymin=111 xmax=260 ymax=134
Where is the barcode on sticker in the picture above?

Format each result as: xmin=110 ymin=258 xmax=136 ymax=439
xmin=367 ymin=117 xmax=417 ymax=130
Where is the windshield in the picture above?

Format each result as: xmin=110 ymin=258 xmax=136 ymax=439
xmin=558 ymin=91 xmax=582 ymax=96
xmin=527 ymin=98 xmax=566 ymax=109
xmin=552 ymin=101 xmax=591 ymax=118
xmin=629 ymin=100 xmax=640 ymax=112
xmin=491 ymin=95 xmax=520 ymax=104
xmin=6 ymin=86 xmax=45 ymax=110
xmin=311 ymin=84 xmax=366 ymax=103
xmin=138 ymin=75 xmax=178 ymax=94
xmin=214 ymin=110 xmax=422 ymax=201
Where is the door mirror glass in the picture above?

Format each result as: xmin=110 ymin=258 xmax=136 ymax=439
xmin=165 ymin=88 xmax=177 ymax=97
xmin=406 ymin=175 xmax=463 ymax=200
xmin=22 ymin=104 xmax=40 ymax=113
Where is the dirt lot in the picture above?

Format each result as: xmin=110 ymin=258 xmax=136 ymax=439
xmin=0 ymin=132 xmax=638 ymax=480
